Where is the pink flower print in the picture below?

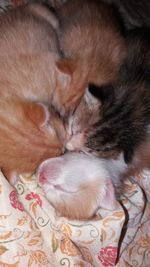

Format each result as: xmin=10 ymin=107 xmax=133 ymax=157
xmin=9 ymin=190 xmax=24 ymax=212
xmin=25 ymin=192 xmax=42 ymax=207
xmin=98 ymin=246 xmax=118 ymax=266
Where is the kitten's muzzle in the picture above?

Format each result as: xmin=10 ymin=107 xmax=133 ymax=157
xmin=66 ymin=133 xmax=85 ymax=152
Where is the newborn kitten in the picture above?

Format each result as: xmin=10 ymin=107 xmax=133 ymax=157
xmin=56 ymin=0 xmax=126 ymax=112
xmin=38 ymin=152 xmax=126 ymax=219
xmin=0 ymin=3 xmax=70 ymax=182
xmin=66 ymin=28 xmax=150 ymax=173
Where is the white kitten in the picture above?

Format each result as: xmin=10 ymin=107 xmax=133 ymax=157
xmin=37 ymin=152 xmax=127 ymax=219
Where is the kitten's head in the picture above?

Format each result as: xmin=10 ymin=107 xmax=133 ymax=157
xmin=65 ymin=82 xmax=136 ymax=163
xmin=0 ymin=99 xmax=66 ymax=182
xmin=66 ymin=78 xmax=149 ymax=165
xmin=65 ymin=86 xmax=102 ymax=152
xmin=37 ymin=152 xmax=119 ymax=219
xmin=65 ymin=84 xmax=116 ymax=156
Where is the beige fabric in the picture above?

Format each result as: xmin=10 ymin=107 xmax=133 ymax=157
xmin=0 ymin=171 xmax=149 ymax=266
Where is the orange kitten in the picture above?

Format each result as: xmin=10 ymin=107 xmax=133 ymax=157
xmin=0 ymin=3 xmax=69 ymax=182
xmin=57 ymin=0 xmax=126 ymax=112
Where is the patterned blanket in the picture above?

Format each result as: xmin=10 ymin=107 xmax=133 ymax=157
xmin=0 ymin=1 xmax=149 ymax=266
xmin=0 ymin=171 xmax=149 ymax=267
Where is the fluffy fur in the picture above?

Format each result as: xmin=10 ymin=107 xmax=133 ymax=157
xmin=38 ymin=152 xmax=126 ymax=219
xmin=0 ymin=3 xmax=73 ymax=111
xmin=66 ymin=28 xmax=150 ymax=175
xmin=87 ymin=29 xmax=150 ymax=164
xmin=66 ymin=88 xmax=101 ymax=152
xmin=0 ymin=3 xmax=70 ymax=181
xmin=57 ymin=0 xmax=126 ymax=112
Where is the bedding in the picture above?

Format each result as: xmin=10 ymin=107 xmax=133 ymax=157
xmin=0 ymin=1 xmax=149 ymax=266
xmin=0 ymin=171 xmax=149 ymax=267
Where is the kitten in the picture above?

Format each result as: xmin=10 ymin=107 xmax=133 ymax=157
xmin=66 ymin=28 xmax=150 ymax=174
xmin=0 ymin=3 xmax=74 ymax=111
xmin=37 ymin=152 xmax=126 ymax=219
xmin=56 ymin=0 xmax=126 ymax=112
xmin=0 ymin=3 xmax=70 ymax=182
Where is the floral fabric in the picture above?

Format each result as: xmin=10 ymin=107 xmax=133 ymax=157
xmin=0 ymin=170 xmax=149 ymax=267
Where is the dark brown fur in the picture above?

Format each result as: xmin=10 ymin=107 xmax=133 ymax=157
xmin=102 ymin=0 xmax=150 ymax=29
xmin=86 ymin=28 xmax=150 ymax=169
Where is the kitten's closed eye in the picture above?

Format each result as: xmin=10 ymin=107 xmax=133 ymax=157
xmin=88 ymin=83 xmax=115 ymax=104
xmin=65 ymin=86 xmax=102 ymax=152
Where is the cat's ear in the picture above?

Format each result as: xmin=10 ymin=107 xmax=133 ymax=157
xmin=88 ymin=84 xmax=115 ymax=105
xmin=56 ymin=58 xmax=75 ymax=88
xmin=38 ymin=157 xmax=65 ymax=184
xmin=24 ymin=102 xmax=50 ymax=128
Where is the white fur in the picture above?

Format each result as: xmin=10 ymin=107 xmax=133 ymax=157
xmin=38 ymin=152 xmax=127 ymax=217
xmin=67 ymin=115 xmax=74 ymax=136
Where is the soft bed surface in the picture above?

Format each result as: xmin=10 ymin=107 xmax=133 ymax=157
xmin=0 ymin=171 xmax=149 ymax=267
xmin=0 ymin=1 xmax=149 ymax=266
